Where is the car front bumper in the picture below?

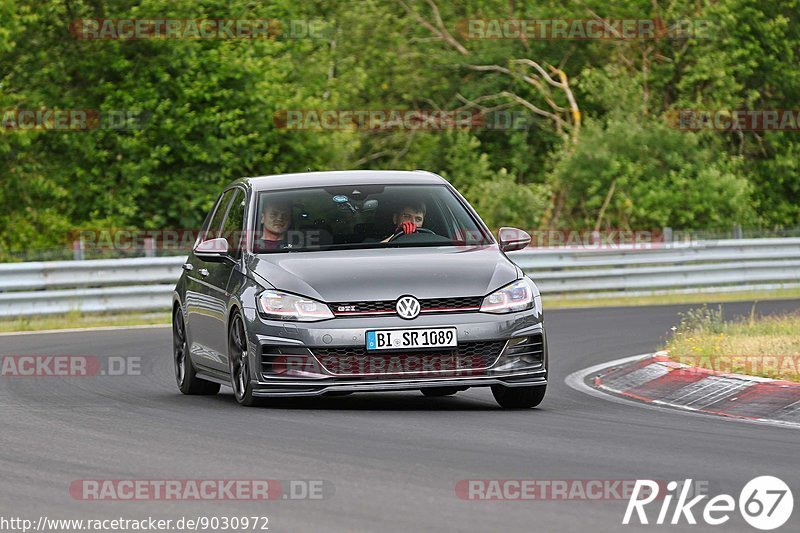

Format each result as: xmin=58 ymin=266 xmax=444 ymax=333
xmin=240 ymin=307 xmax=547 ymax=397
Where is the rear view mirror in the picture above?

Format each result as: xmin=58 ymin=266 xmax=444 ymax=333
xmin=194 ymin=237 xmax=229 ymax=262
xmin=498 ymin=227 xmax=531 ymax=252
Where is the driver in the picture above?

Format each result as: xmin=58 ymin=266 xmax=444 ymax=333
xmin=382 ymin=202 xmax=426 ymax=242
xmin=254 ymin=198 xmax=291 ymax=251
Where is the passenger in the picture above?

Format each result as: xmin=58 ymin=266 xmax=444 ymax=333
xmin=254 ymin=199 xmax=291 ymax=251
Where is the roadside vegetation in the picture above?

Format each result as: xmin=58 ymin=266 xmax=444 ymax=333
xmin=3 ymin=0 xmax=800 ymax=260
xmin=0 ymin=311 xmax=170 ymax=333
xmin=546 ymin=288 xmax=800 ymax=310
xmin=663 ymin=305 xmax=800 ymax=382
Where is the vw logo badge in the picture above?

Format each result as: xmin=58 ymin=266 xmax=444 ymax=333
xmin=396 ymin=296 xmax=421 ymax=320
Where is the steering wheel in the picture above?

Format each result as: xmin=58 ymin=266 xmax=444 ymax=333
xmin=387 ymin=227 xmax=436 ymax=243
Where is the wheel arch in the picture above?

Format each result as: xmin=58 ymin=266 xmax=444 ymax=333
xmin=172 ymin=292 xmax=184 ymax=318
xmin=227 ymin=302 xmax=244 ymax=334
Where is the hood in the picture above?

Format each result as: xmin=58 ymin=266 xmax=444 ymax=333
xmin=247 ymin=245 xmax=518 ymax=302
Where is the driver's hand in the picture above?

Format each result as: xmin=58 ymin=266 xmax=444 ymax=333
xmin=397 ymin=221 xmax=417 ymax=235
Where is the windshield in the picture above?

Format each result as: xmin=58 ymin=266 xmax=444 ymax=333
xmin=252 ymin=184 xmax=493 ymax=253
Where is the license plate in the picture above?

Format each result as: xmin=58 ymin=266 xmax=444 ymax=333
xmin=366 ymin=327 xmax=457 ymax=351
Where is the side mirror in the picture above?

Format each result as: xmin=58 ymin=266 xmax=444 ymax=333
xmin=498 ymin=227 xmax=531 ymax=252
xmin=194 ymin=237 xmax=230 ymax=262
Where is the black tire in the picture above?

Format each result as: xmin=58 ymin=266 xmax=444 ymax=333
xmin=228 ymin=311 xmax=261 ymax=407
xmin=491 ymin=385 xmax=546 ymax=409
xmin=173 ymin=308 xmax=220 ymax=395
xmin=421 ymin=387 xmax=462 ymax=397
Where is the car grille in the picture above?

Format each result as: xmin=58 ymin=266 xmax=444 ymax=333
xmin=330 ymin=296 xmax=483 ymax=317
xmin=310 ymin=340 xmax=506 ymax=377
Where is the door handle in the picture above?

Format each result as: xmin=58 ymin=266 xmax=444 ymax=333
xmin=199 ymin=269 xmax=209 ymax=277
xmin=182 ymin=263 xmax=193 ymax=271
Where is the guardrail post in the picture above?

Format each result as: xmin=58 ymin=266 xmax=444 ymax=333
xmin=144 ymin=237 xmax=156 ymax=258
xmin=72 ymin=239 xmax=85 ymax=261
xmin=663 ymin=227 xmax=673 ymax=248
xmin=733 ymin=224 xmax=743 ymax=239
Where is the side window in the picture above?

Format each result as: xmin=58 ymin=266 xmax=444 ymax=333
xmin=203 ymin=189 xmax=236 ymax=242
xmin=221 ymin=189 xmax=245 ymax=257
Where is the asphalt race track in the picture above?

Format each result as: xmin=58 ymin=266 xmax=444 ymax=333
xmin=1 ymin=300 xmax=798 ymax=533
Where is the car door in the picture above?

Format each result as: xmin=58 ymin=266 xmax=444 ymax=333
xmin=211 ymin=187 xmax=248 ymax=369
xmin=185 ymin=188 xmax=237 ymax=372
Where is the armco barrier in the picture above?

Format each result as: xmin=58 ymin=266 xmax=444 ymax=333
xmin=0 ymin=238 xmax=799 ymax=317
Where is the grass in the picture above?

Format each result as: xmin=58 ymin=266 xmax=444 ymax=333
xmin=545 ymin=287 xmax=800 ymax=309
xmin=0 ymin=310 xmax=170 ymax=333
xmin=662 ymin=305 xmax=800 ymax=382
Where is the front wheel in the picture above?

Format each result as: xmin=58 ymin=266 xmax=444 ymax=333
xmin=228 ymin=311 xmax=261 ymax=406
xmin=491 ymin=385 xmax=546 ymax=409
xmin=173 ymin=308 xmax=220 ymax=395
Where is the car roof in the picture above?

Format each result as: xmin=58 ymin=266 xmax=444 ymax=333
xmin=240 ymin=170 xmax=448 ymax=192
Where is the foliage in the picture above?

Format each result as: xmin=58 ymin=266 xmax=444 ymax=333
xmin=665 ymin=307 xmax=800 ymax=381
xmin=1 ymin=0 xmax=799 ymax=256
xmin=547 ymin=111 xmax=754 ymax=230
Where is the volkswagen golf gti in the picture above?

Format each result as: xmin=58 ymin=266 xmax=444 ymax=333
xmin=172 ymin=170 xmax=548 ymax=408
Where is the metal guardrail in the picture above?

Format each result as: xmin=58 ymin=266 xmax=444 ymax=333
xmin=1 ymin=238 xmax=799 ymax=317
xmin=513 ymin=238 xmax=800 ymax=294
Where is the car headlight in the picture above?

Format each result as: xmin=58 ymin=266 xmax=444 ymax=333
xmin=258 ymin=290 xmax=334 ymax=321
xmin=480 ymin=277 xmax=541 ymax=315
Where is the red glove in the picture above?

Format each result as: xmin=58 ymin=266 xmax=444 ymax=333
xmin=398 ymin=221 xmax=417 ymax=235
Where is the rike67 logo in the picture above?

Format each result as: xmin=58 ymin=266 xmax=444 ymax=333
xmin=624 ymin=476 xmax=794 ymax=530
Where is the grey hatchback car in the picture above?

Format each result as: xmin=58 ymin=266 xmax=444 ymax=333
xmin=172 ymin=170 xmax=548 ymax=408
